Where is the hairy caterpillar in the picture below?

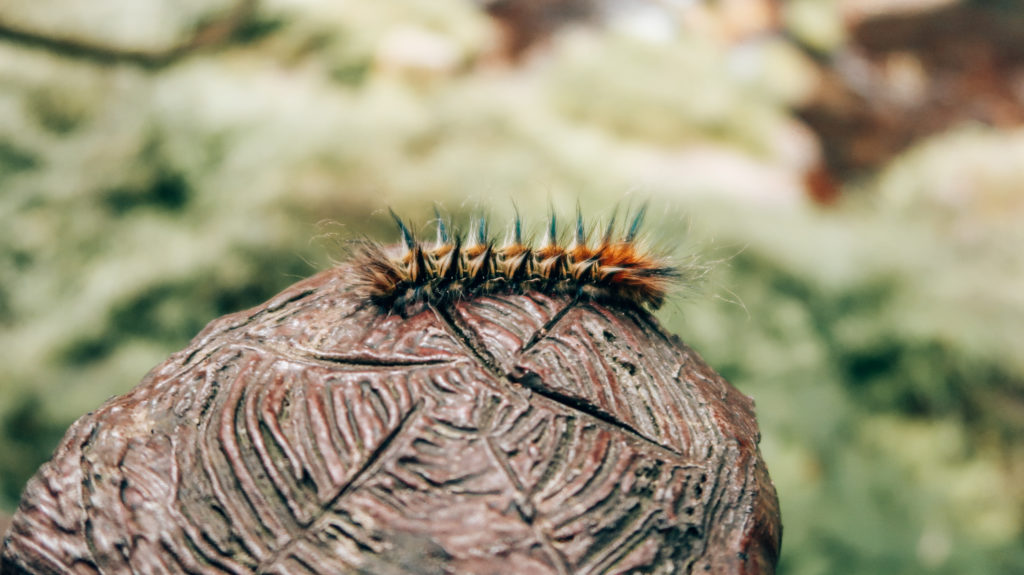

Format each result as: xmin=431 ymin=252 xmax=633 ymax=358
xmin=352 ymin=207 xmax=681 ymax=312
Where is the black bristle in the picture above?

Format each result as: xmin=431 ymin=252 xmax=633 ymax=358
xmin=434 ymin=207 xmax=450 ymax=245
xmin=513 ymin=203 xmax=523 ymax=245
xmin=574 ymin=203 xmax=586 ymax=246
xmin=546 ymin=208 xmax=557 ymax=246
xmin=475 ymin=215 xmax=488 ymax=246
xmin=603 ymin=206 xmax=618 ymax=245
xmin=390 ymin=208 xmax=416 ymax=250
xmin=626 ymin=204 xmax=647 ymax=242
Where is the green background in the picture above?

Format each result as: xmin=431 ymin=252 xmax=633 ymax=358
xmin=2 ymin=1 xmax=1022 ymax=573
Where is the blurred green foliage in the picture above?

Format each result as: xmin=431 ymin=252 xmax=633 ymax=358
xmin=673 ymin=199 xmax=1024 ymax=574
xmin=1 ymin=1 xmax=1022 ymax=573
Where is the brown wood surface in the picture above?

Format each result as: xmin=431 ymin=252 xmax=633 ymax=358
xmin=2 ymin=266 xmax=780 ymax=574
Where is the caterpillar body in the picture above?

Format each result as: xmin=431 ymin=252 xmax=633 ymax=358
xmin=352 ymin=207 xmax=680 ymax=312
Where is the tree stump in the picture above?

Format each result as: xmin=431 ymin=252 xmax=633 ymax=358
xmin=2 ymin=266 xmax=780 ymax=574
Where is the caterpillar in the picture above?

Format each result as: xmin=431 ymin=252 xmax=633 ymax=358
xmin=351 ymin=207 xmax=680 ymax=312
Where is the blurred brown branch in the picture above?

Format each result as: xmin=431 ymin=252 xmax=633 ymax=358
xmin=0 ymin=0 xmax=256 ymax=68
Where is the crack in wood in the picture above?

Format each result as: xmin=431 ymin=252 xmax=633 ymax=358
xmin=237 ymin=343 xmax=458 ymax=369
xmin=482 ymin=436 xmax=570 ymax=575
xmin=430 ymin=305 xmax=508 ymax=381
xmin=519 ymin=298 xmax=578 ymax=354
xmin=254 ymin=400 xmax=424 ymax=574
xmin=431 ymin=301 xmax=688 ymax=463
xmin=508 ymin=368 xmax=687 ymax=460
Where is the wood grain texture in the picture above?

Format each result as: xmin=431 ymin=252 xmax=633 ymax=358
xmin=1 ymin=266 xmax=780 ymax=574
